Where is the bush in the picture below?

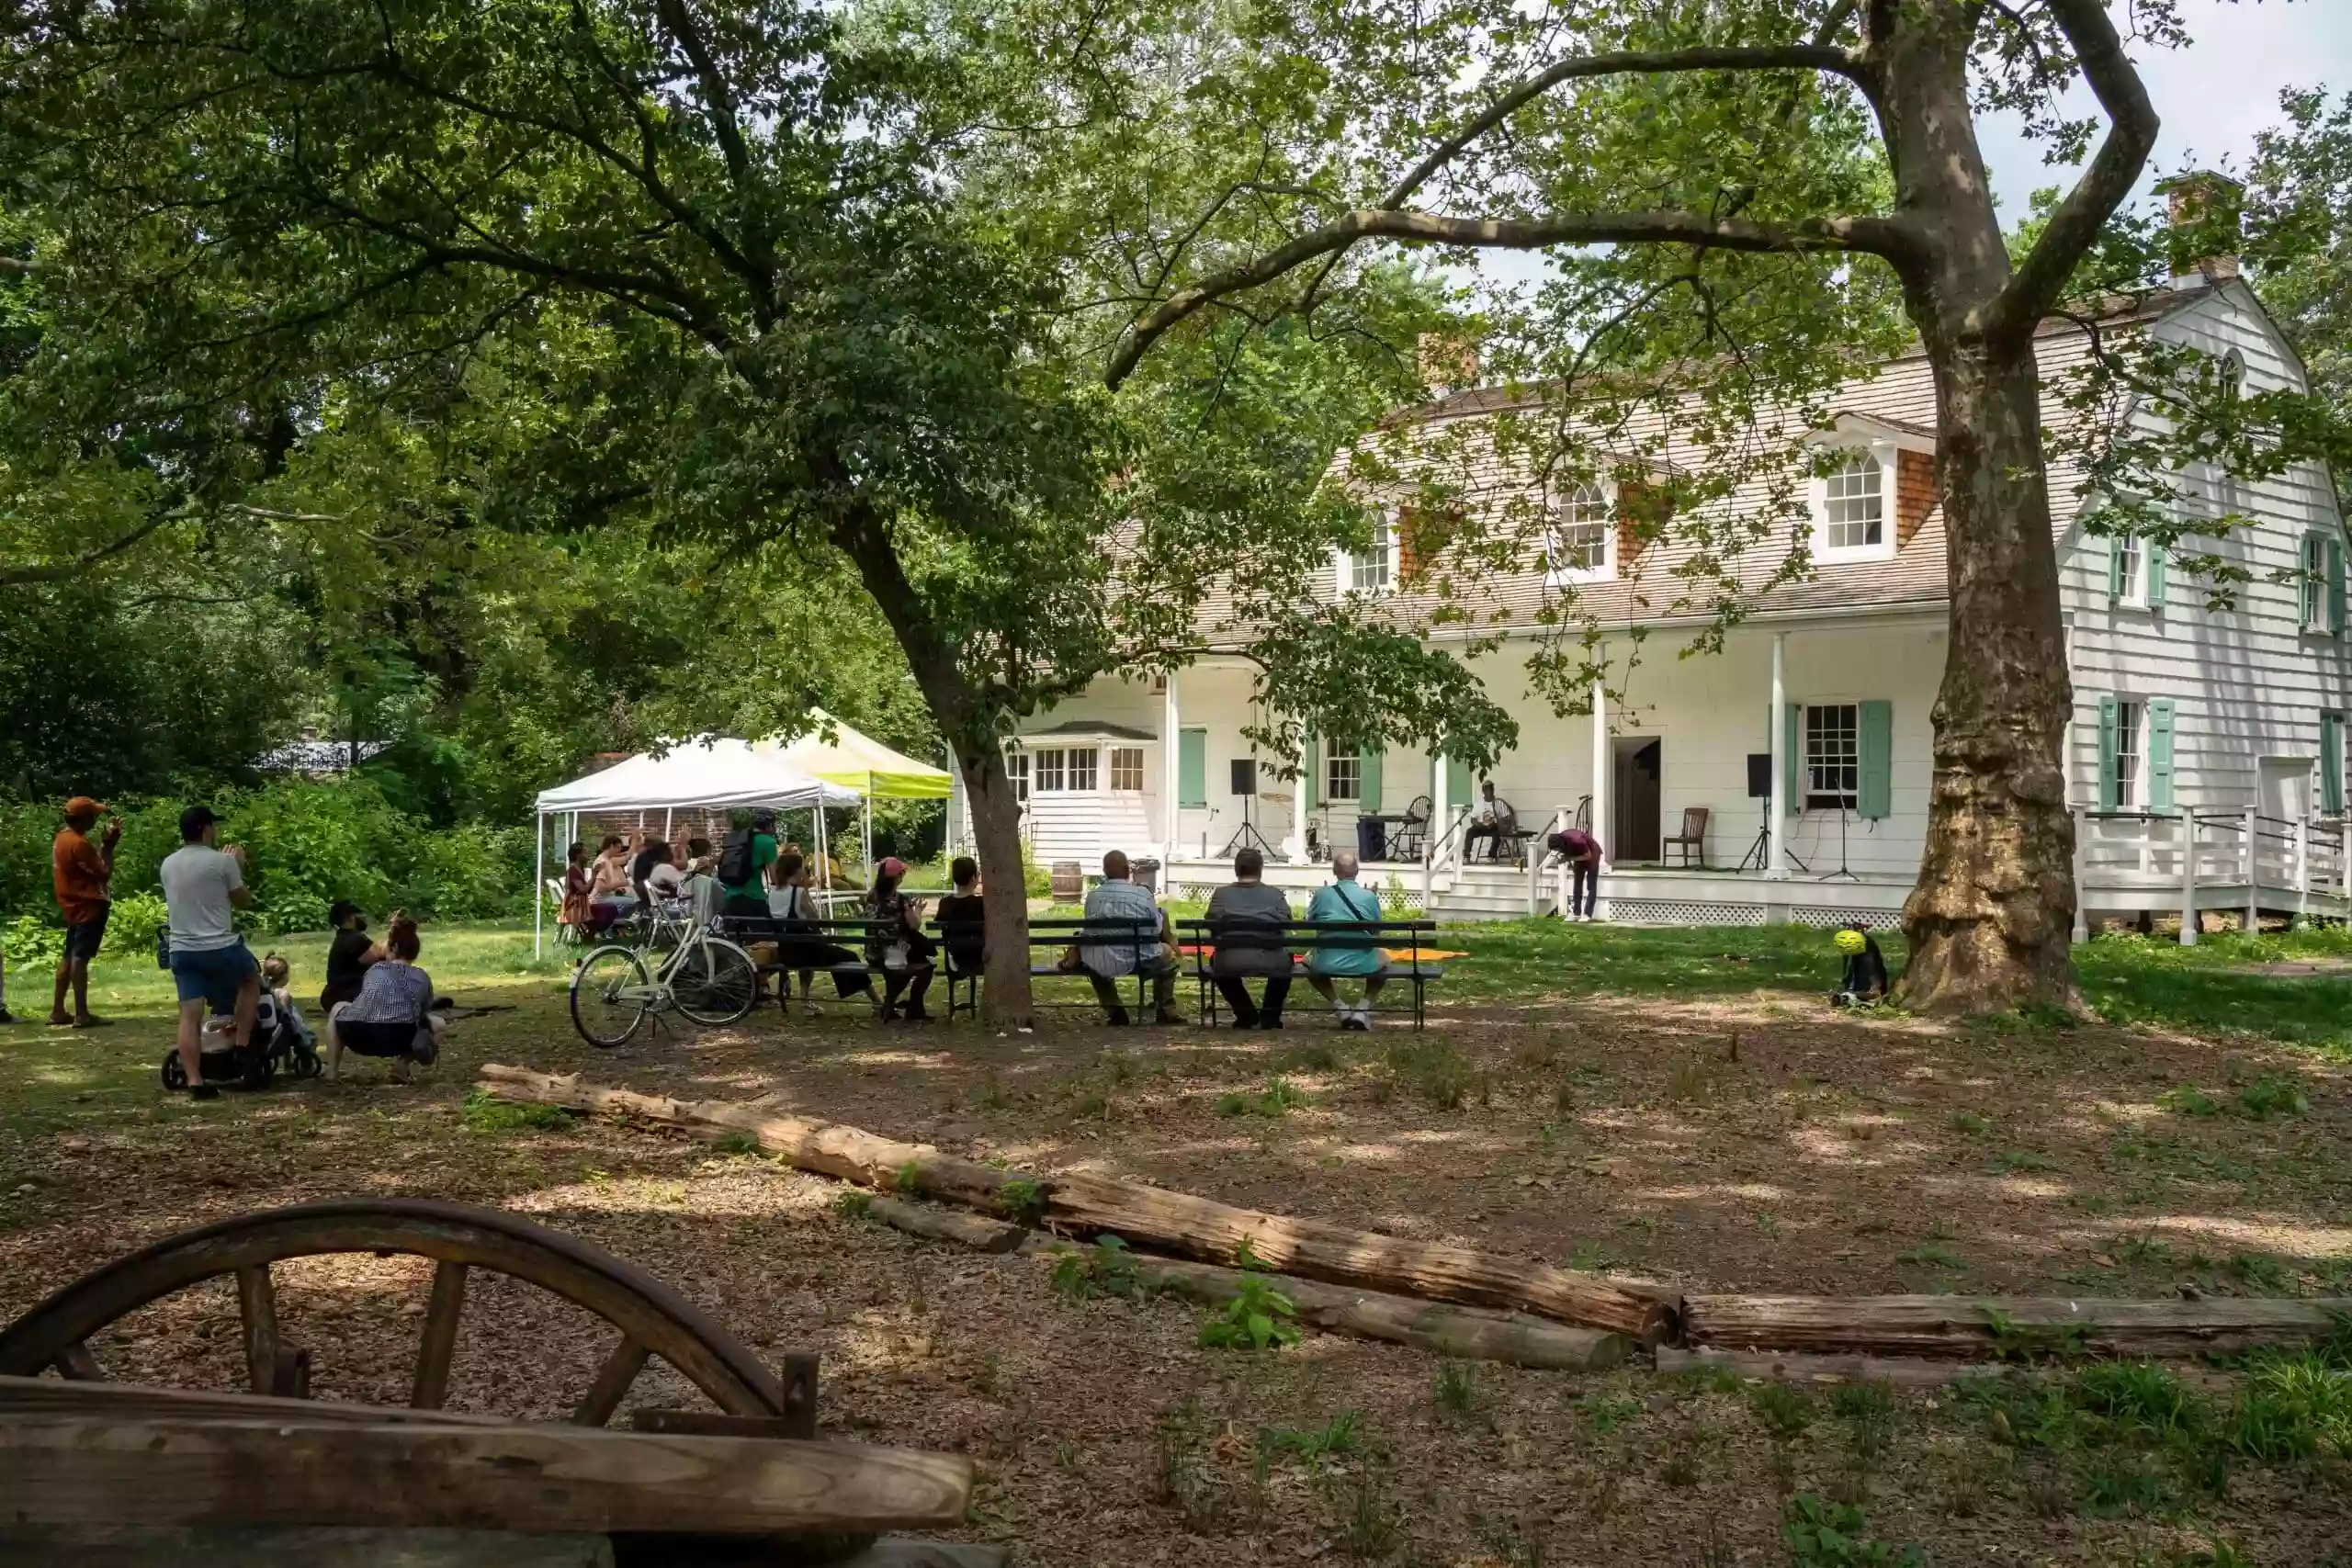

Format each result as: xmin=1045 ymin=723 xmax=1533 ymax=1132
xmin=101 ymin=891 xmax=169 ymax=958
xmin=0 ymin=913 xmax=63 ymax=972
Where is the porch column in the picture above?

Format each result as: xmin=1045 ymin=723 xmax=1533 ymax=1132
xmin=1590 ymin=660 xmax=1609 ymax=862
xmin=1767 ymin=632 xmax=1789 ymax=879
xmin=1430 ymin=743 xmax=1450 ymax=851
xmin=1286 ymin=739 xmax=1308 ymax=863
xmin=1160 ymin=671 xmax=1182 ymax=858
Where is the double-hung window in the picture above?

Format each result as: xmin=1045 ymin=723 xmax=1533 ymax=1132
xmin=1340 ymin=513 xmax=1396 ymax=595
xmin=2112 ymin=701 xmax=2143 ymax=808
xmin=1033 ymin=748 xmax=1066 ymax=793
xmin=1324 ymin=738 xmax=1361 ymax=802
xmin=1066 ymin=748 xmax=1099 ymax=792
xmin=1820 ymin=455 xmax=1886 ymax=556
xmin=1107 ymin=746 xmax=1145 ymax=793
xmin=1804 ymin=704 xmax=1860 ymax=810
xmin=2304 ymin=533 xmax=2346 ymax=635
xmin=1546 ymin=483 xmax=1613 ymax=581
xmin=2114 ymin=535 xmax=2145 ymax=605
xmin=1005 ymin=750 xmax=1030 ymax=805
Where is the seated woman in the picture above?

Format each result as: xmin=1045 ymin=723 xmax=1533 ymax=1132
xmin=865 ymin=857 xmax=933 ymax=1022
xmin=586 ymin=834 xmax=636 ymax=934
xmin=934 ymin=856 xmax=986 ymax=977
xmin=773 ymin=852 xmax=875 ymax=1015
xmin=319 ymin=900 xmax=382 ymax=1014
xmin=326 ymin=913 xmax=447 ymax=1081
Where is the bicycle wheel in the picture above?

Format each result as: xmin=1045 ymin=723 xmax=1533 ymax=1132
xmin=673 ymin=938 xmax=760 ymax=1026
xmin=571 ymin=946 xmax=652 ymax=1048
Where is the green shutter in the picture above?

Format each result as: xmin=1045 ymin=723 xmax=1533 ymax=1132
xmin=2147 ymin=697 xmax=2176 ymax=813
xmin=1444 ymin=752 xmax=1472 ymax=809
xmin=1857 ymin=700 xmax=1893 ymax=820
xmin=2330 ymin=538 xmax=2346 ymax=636
xmin=2097 ymin=695 xmax=2120 ymax=811
xmin=2324 ymin=712 xmax=2346 ymax=817
xmin=2146 ymin=543 xmax=2167 ymax=608
xmin=1177 ymin=728 xmax=1206 ymax=808
xmin=2107 ymin=537 xmax=2125 ymax=604
xmin=1360 ymin=746 xmax=1384 ymax=813
xmin=1784 ymin=704 xmax=1803 ymax=815
xmin=1303 ymin=730 xmax=1318 ymax=810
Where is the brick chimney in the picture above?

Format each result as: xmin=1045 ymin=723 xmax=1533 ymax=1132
xmin=2154 ymin=171 xmax=2245 ymax=285
xmin=1418 ymin=331 xmax=1479 ymax=397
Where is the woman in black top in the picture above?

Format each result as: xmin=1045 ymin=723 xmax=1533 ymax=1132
xmin=933 ymin=856 xmax=986 ymax=976
xmin=319 ymin=900 xmax=382 ymax=1013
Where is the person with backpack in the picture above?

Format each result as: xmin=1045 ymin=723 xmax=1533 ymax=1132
xmin=1304 ymin=850 xmax=1387 ymax=1031
xmin=718 ymin=809 xmax=778 ymax=919
xmin=1832 ymin=924 xmax=1891 ymax=1007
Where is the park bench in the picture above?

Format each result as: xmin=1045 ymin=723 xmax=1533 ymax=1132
xmin=931 ymin=916 xmax=1168 ymax=1021
xmin=717 ymin=914 xmax=928 ymax=1014
xmin=1177 ymin=917 xmax=1446 ymax=1031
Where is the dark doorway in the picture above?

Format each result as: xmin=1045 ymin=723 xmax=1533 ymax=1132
xmin=1612 ymin=737 xmax=1663 ymax=862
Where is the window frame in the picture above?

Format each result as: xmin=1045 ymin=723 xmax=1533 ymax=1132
xmin=1106 ymin=745 xmax=1146 ymax=793
xmin=2304 ymin=532 xmax=2344 ymax=635
xmin=1804 ymin=703 xmax=1861 ymax=811
xmin=2114 ymin=534 xmax=2146 ymax=607
xmin=1544 ymin=480 xmax=1616 ymax=584
xmin=1809 ymin=445 xmax=1898 ymax=565
xmin=1335 ymin=511 xmax=1398 ymax=597
xmin=1324 ymin=737 xmax=1362 ymax=802
xmin=1066 ymin=747 xmax=1099 ymax=793
xmin=1005 ymin=750 xmax=1030 ymax=805
xmin=2113 ymin=699 xmax=2143 ymax=809
xmin=1033 ymin=747 xmax=1067 ymax=794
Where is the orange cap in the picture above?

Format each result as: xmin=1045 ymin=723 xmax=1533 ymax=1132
xmin=63 ymin=795 xmax=105 ymax=818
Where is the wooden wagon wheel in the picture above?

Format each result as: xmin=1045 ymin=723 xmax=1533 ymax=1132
xmin=0 ymin=1197 xmax=795 ymax=1427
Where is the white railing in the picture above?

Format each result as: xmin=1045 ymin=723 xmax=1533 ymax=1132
xmin=2073 ymin=807 xmax=2351 ymax=945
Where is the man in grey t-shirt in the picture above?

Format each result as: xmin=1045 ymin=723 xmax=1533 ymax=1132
xmin=1204 ymin=847 xmax=1294 ymax=1029
xmin=159 ymin=805 xmax=258 ymax=1099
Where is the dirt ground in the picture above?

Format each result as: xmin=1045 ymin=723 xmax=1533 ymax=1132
xmin=3 ymin=979 xmax=2348 ymax=1565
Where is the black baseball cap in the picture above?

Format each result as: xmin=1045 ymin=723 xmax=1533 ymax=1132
xmin=179 ymin=805 xmax=221 ymax=840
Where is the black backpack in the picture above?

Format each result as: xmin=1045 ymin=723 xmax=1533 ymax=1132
xmin=717 ymin=828 xmax=755 ymax=886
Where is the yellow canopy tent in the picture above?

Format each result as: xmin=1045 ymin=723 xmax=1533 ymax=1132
xmin=753 ymin=712 xmax=955 ymax=886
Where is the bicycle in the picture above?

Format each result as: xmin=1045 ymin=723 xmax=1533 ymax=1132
xmin=569 ymin=903 xmax=760 ymax=1048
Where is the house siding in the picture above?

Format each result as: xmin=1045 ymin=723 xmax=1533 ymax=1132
xmin=2061 ymin=283 xmax=2352 ymax=819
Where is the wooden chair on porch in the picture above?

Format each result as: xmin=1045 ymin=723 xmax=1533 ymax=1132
xmin=1664 ymin=807 xmax=1710 ymax=868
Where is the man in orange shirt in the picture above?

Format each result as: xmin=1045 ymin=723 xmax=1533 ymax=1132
xmin=51 ymin=796 xmax=120 ymax=1028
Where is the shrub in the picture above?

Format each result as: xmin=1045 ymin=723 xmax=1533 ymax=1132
xmin=100 ymin=891 xmax=169 ymax=958
xmin=0 ymin=913 xmax=64 ymax=972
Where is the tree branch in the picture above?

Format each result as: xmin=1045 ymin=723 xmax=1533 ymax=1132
xmin=1979 ymin=0 xmax=2159 ymax=348
xmin=0 ymin=511 xmax=176 ymax=586
xmin=1106 ymin=208 xmax=1911 ymax=388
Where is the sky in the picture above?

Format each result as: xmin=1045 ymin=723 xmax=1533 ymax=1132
xmin=1471 ymin=1 xmax=2352 ymax=295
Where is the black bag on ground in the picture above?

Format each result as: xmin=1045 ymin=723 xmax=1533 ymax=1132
xmin=717 ymin=828 xmax=755 ymax=886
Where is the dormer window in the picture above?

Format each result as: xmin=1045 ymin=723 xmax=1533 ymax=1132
xmin=1545 ymin=483 xmax=1615 ymax=583
xmin=1811 ymin=446 xmax=1898 ymax=564
xmin=1338 ymin=512 xmax=1397 ymax=595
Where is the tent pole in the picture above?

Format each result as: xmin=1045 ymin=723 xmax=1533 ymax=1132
xmin=662 ymin=807 xmax=672 ymax=841
xmin=816 ymin=804 xmax=831 ymax=895
xmin=863 ymin=777 xmax=873 ymax=874
xmin=533 ymin=811 xmax=545 ymax=959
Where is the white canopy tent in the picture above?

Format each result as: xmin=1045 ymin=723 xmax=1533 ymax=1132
xmin=531 ymin=738 xmax=861 ymax=954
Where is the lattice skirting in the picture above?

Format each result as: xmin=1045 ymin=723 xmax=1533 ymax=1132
xmin=1605 ymin=898 xmax=1766 ymax=928
xmin=1605 ymin=898 xmax=1896 ymax=931
xmin=1164 ymin=881 xmax=1425 ymax=918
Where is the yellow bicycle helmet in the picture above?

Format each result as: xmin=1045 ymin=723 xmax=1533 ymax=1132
xmin=1833 ymin=928 xmax=1868 ymax=954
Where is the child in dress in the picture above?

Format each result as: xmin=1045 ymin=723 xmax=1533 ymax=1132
xmin=260 ymin=951 xmax=317 ymax=1047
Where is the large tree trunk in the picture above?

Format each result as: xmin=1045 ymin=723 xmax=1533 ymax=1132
xmin=1896 ymin=341 xmax=2080 ymax=1012
xmin=951 ymin=734 xmax=1035 ymax=1023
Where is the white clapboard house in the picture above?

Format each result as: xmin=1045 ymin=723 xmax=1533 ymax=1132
xmin=1006 ymin=251 xmax=2352 ymax=932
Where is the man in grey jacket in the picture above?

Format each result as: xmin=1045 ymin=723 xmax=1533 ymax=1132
xmin=1204 ymin=846 xmax=1295 ymax=1029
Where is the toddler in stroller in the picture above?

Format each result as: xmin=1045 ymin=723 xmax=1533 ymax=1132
xmin=159 ymin=954 xmax=322 ymax=1090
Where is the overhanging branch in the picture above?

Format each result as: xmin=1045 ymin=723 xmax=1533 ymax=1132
xmin=1979 ymin=0 xmax=2158 ymax=347
xmin=1106 ymin=208 xmax=1911 ymax=388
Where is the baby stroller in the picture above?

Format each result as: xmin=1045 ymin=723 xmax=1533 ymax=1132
xmin=159 ymin=987 xmax=322 ymax=1091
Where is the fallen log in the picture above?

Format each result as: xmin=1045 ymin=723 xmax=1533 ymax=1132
xmin=861 ymin=1198 xmax=1627 ymax=1371
xmin=476 ymin=1065 xmax=1015 ymax=1211
xmin=0 ymin=1374 xmax=508 ymax=1427
xmin=865 ymin=1198 xmax=1027 ymax=1255
xmin=1680 ymin=1294 xmax=2347 ymax=1359
xmin=0 ymin=1526 xmax=1004 ymax=1568
xmin=1043 ymin=1170 xmax=1673 ymax=1343
xmin=1657 ymin=1347 xmax=2017 ymax=1388
xmin=0 ymin=1417 xmax=971 ymax=1536
xmin=479 ymin=1066 xmax=1673 ymax=1342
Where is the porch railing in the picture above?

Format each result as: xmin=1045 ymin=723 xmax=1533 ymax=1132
xmin=2072 ymin=807 xmax=2351 ymax=945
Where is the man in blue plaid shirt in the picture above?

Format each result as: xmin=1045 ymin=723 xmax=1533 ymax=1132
xmin=1080 ymin=850 xmax=1178 ymax=1026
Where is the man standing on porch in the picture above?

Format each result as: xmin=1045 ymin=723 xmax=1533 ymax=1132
xmin=1305 ymin=850 xmax=1387 ymax=1030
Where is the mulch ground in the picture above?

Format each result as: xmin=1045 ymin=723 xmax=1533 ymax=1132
xmin=2 ymin=984 xmax=2347 ymax=1565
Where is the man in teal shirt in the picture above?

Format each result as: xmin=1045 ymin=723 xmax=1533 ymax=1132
xmin=1305 ymin=850 xmax=1387 ymax=1031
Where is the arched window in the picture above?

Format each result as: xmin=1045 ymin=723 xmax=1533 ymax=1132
xmin=1547 ymin=483 xmax=1613 ymax=578
xmin=1822 ymin=454 xmax=1884 ymax=550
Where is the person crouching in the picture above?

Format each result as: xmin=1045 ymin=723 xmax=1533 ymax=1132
xmin=325 ymin=913 xmax=447 ymax=1081
xmin=1831 ymin=925 xmax=1889 ymax=1008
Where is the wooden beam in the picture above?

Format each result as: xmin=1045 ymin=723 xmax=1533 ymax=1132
xmin=0 ymin=1417 xmax=974 ymax=1535
xmin=1657 ymin=1346 xmax=2019 ymax=1388
xmin=235 ymin=1266 xmax=279 ymax=1396
xmin=412 ymin=1261 xmax=469 ymax=1410
xmin=0 ymin=1374 xmax=512 ymax=1427
xmin=571 ymin=1337 xmax=650 ymax=1427
xmin=865 ymin=1198 xmax=1025 ymax=1254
